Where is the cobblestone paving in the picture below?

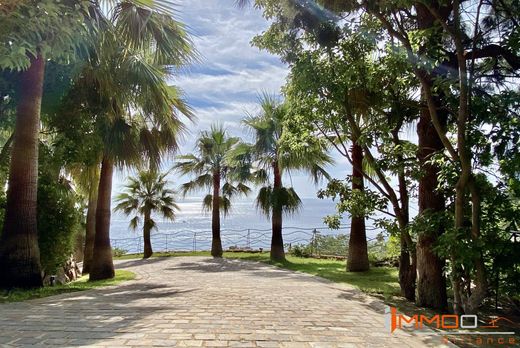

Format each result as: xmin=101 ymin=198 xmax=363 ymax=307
xmin=0 ymin=257 xmax=455 ymax=347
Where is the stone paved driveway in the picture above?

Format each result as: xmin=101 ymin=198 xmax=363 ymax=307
xmin=0 ymin=257 xmax=454 ymax=347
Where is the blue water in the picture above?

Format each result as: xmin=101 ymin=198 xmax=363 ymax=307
xmin=109 ymin=197 xmax=380 ymax=253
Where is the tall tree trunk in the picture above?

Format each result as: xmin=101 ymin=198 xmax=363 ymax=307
xmin=347 ymin=142 xmax=369 ymax=272
xmin=270 ymin=161 xmax=285 ymax=261
xmin=396 ymin=161 xmax=416 ymax=302
xmin=211 ymin=171 xmax=223 ymax=258
xmin=143 ymin=209 xmax=153 ymax=259
xmin=390 ymin=127 xmax=416 ymax=301
xmin=416 ymin=102 xmax=448 ymax=310
xmin=82 ymin=172 xmax=99 ymax=274
xmin=89 ymin=156 xmax=115 ymax=281
xmin=0 ymin=54 xmax=45 ymax=289
xmin=399 ymin=233 xmax=417 ymax=301
xmin=415 ymin=3 xmax=448 ymax=311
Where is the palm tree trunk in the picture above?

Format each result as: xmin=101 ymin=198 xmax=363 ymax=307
xmin=82 ymin=173 xmax=99 ymax=274
xmin=0 ymin=54 xmax=45 ymax=289
xmin=347 ymin=142 xmax=369 ymax=272
xmin=143 ymin=209 xmax=153 ymax=259
xmin=211 ymin=171 xmax=223 ymax=257
xmin=270 ymin=161 xmax=285 ymax=261
xmin=89 ymin=156 xmax=115 ymax=281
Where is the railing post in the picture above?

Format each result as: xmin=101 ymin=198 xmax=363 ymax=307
xmin=247 ymin=229 xmax=250 ymax=249
xmin=312 ymin=229 xmax=318 ymax=256
xmin=137 ymin=237 xmax=142 ymax=255
xmin=165 ymin=234 xmax=168 ymax=252
xmin=193 ymin=232 xmax=197 ymax=252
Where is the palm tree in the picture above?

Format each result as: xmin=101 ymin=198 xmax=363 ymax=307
xmin=115 ymin=170 xmax=179 ymax=258
xmin=0 ymin=0 xmax=192 ymax=288
xmin=242 ymin=95 xmax=332 ymax=261
xmin=89 ymin=96 xmax=190 ymax=280
xmin=174 ymin=125 xmax=251 ymax=257
xmin=0 ymin=1 xmax=97 ymax=288
xmin=67 ymin=164 xmax=100 ymax=275
xmin=81 ymin=1 xmax=194 ymax=281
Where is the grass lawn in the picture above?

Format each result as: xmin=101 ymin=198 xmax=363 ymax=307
xmin=115 ymin=251 xmax=400 ymax=298
xmin=0 ymin=269 xmax=135 ymax=303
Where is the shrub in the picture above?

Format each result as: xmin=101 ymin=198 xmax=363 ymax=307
xmin=367 ymin=234 xmax=400 ymax=267
xmin=38 ymin=176 xmax=83 ymax=275
xmin=288 ymin=243 xmax=313 ymax=258
xmin=112 ymin=247 xmax=128 ymax=257
xmin=315 ymin=233 xmax=348 ymax=256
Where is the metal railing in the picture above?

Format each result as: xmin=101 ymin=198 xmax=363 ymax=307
xmin=110 ymin=225 xmax=384 ymax=256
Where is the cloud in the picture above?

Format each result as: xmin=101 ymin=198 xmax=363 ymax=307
xmin=168 ymin=0 xmax=289 ymax=150
xmin=113 ymin=0 xmax=349 ymax=198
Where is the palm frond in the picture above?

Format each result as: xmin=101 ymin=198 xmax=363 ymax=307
xmin=255 ymin=186 xmax=273 ymax=218
xmin=202 ymin=194 xmax=213 ymax=212
xmin=129 ymin=216 xmax=140 ymax=230
xmin=114 ymin=168 xmax=178 ymax=233
xmin=220 ymin=196 xmax=232 ymax=216
xmin=177 ymin=123 xmax=252 ymax=213
xmin=279 ymin=187 xmax=302 ymax=215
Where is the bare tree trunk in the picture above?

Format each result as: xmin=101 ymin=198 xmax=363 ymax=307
xmin=396 ymin=180 xmax=415 ymax=302
xmin=347 ymin=142 xmax=369 ymax=272
xmin=399 ymin=234 xmax=417 ymax=301
xmin=416 ymin=100 xmax=448 ymax=310
xmin=0 ymin=54 xmax=45 ymax=289
xmin=270 ymin=161 xmax=285 ymax=261
xmin=415 ymin=3 xmax=448 ymax=311
xmin=211 ymin=171 xmax=223 ymax=258
xmin=82 ymin=172 xmax=99 ymax=274
xmin=89 ymin=156 xmax=115 ymax=281
xmin=143 ymin=209 xmax=153 ymax=259
xmin=388 ymin=127 xmax=416 ymax=301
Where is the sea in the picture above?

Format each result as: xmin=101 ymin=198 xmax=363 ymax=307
xmin=109 ymin=197 xmax=381 ymax=253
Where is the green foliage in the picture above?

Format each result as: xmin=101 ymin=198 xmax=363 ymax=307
xmin=241 ymin=95 xmax=331 ymax=219
xmin=367 ymin=234 xmax=400 ymax=267
xmin=435 ymin=175 xmax=520 ymax=299
xmin=256 ymin=186 xmax=302 ymax=217
xmin=112 ymin=247 xmax=129 ymax=258
xmin=0 ymin=0 xmax=93 ymax=70
xmin=288 ymin=232 xmax=398 ymax=264
xmin=47 ymin=0 xmax=196 ymax=173
xmin=37 ymin=146 xmax=83 ymax=275
xmin=315 ymin=233 xmax=349 ymax=256
xmin=248 ymin=0 xmax=520 ymax=311
xmin=288 ymin=243 xmax=313 ymax=258
xmin=318 ymin=179 xmax=387 ymax=228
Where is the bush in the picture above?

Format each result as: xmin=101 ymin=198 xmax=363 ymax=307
xmin=112 ymin=247 xmax=128 ymax=257
xmin=37 ymin=175 xmax=83 ymax=275
xmin=367 ymin=234 xmax=400 ymax=267
xmin=315 ymin=233 xmax=348 ymax=256
xmin=288 ymin=243 xmax=313 ymax=258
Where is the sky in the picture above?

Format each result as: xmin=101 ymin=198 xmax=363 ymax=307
xmin=114 ymin=0 xmax=349 ymax=198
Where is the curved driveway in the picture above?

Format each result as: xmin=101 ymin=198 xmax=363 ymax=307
xmin=0 ymin=257 xmax=454 ymax=347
